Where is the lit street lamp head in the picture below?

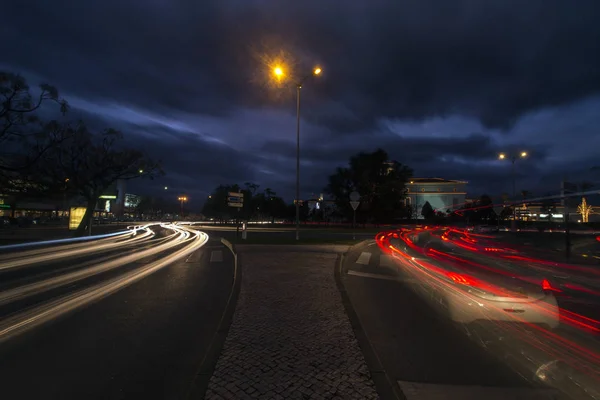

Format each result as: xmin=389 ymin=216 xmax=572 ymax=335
xmin=498 ymin=153 xmax=506 ymax=160
xmin=313 ymin=67 xmax=322 ymax=75
xmin=138 ymin=169 xmax=144 ymax=173
xmin=521 ymin=151 xmax=528 ymax=158
xmin=273 ymin=66 xmax=283 ymax=77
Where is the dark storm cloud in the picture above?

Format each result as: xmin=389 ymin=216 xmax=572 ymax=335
xmin=261 ymin=133 xmax=549 ymax=166
xmin=2 ymin=0 xmax=600 ymax=132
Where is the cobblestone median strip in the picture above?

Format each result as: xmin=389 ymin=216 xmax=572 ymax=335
xmin=205 ymin=252 xmax=379 ymax=400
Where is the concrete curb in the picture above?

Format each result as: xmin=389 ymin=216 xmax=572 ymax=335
xmin=335 ymin=241 xmax=406 ymax=400
xmin=186 ymin=238 xmax=242 ymax=399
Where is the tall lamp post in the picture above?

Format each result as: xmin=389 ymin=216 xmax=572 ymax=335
xmin=273 ymin=65 xmax=322 ymax=240
xmin=178 ymin=196 xmax=188 ymax=219
xmin=498 ymin=151 xmax=527 ymax=230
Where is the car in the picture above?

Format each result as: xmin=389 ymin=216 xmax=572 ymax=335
xmin=390 ymin=231 xmax=560 ymax=329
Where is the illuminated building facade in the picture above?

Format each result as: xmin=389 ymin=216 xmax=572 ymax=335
xmin=405 ymin=178 xmax=468 ymax=218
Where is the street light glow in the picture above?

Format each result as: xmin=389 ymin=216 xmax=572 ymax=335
xmin=139 ymin=169 xmax=144 ymax=173
xmin=313 ymin=67 xmax=322 ymax=75
xmin=178 ymin=196 xmax=187 ymax=202
xmin=521 ymin=151 xmax=528 ymax=158
xmin=274 ymin=66 xmax=283 ymax=77
xmin=164 ymin=186 xmax=168 ymax=190
xmin=498 ymin=153 xmax=506 ymax=160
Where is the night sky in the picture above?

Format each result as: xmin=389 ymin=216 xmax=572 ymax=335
xmin=2 ymin=1 xmax=600 ymax=206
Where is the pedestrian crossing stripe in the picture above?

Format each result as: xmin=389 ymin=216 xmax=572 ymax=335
xmin=356 ymin=252 xmax=371 ymax=265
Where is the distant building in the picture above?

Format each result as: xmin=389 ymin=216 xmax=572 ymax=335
xmin=405 ymin=178 xmax=468 ymax=218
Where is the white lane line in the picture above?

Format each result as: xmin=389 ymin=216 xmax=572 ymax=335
xmin=347 ymin=270 xmax=397 ymax=281
xmin=347 ymin=270 xmax=420 ymax=284
xmin=380 ymin=254 xmax=396 ymax=268
xmin=210 ymin=250 xmax=223 ymax=262
xmin=397 ymin=381 xmax=558 ymax=400
xmin=356 ymin=251 xmax=371 ymax=265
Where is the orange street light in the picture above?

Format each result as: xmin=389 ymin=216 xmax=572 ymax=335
xmin=178 ymin=196 xmax=188 ymax=218
xmin=498 ymin=151 xmax=529 ymax=230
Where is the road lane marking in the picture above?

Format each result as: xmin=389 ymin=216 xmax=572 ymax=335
xmin=356 ymin=251 xmax=371 ymax=265
xmin=397 ymin=381 xmax=559 ymax=400
xmin=347 ymin=269 xmax=420 ymax=284
xmin=380 ymin=254 xmax=396 ymax=268
xmin=210 ymin=250 xmax=223 ymax=262
xmin=347 ymin=270 xmax=396 ymax=281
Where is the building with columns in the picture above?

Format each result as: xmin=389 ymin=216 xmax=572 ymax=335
xmin=405 ymin=178 xmax=468 ymax=218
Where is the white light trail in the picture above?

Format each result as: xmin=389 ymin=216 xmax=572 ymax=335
xmin=0 ymin=224 xmax=209 ymax=342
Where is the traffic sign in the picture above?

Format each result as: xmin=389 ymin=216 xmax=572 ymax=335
xmin=349 ymin=191 xmax=360 ymax=202
xmin=350 ymin=201 xmax=360 ymax=211
xmin=493 ymin=205 xmax=505 ymax=216
xmin=228 ymin=192 xmax=244 ymax=198
xmin=228 ymin=202 xmax=243 ymax=208
xmin=228 ymin=196 xmax=242 ymax=202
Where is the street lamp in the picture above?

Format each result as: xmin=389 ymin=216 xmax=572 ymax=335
xmin=498 ymin=151 xmax=528 ymax=229
xmin=164 ymin=186 xmax=168 ymax=190
xmin=178 ymin=196 xmax=188 ymax=218
xmin=273 ymin=64 xmax=322 ymax=240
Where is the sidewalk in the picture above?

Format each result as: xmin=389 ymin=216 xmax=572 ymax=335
xmin=204 ymin=249 xmax=379 ymax=400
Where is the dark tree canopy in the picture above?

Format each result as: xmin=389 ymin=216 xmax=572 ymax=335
xmin=31 ymin=123 xmax=161 ymax=234
xmin=325 ymin=148 xmax=413 ymax=223
xmin=202 ymin=183 xmax=290 ymax=223
xmin=0 ymin=71 xmax=68 ymax=173
xmin=421 ymin=201 xmax=435 ymax=220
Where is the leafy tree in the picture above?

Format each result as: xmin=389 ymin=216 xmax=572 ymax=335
xmin=421 ymin=201 xmax=435 ymax=220
xmin=500 ymin=205 xmax=513 ymax=221
xmin=244 ymin=181 xmax=260 ymax=195
xmin=1 ymin=71 xmax=68 ymax=173
xmin=476 ymin=194 xmax=495 ymax=221
xmin=203 ymin=184 xmax=288 ymax=223
xmin=325 ymin=149 xmax=412 ymax=223
xmin=202 ymin=184 xmax=241 ymax=222
xmin=31 ymin=123 xmax=161 ymax=235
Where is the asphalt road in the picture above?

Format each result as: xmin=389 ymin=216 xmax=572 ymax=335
xmin=0 ymin=224 xmax=235 ymax=400
xmin=342 ymin=240 xmax=599 ymax=399
xmin=342 ymin=242 xmax=535 ymax=386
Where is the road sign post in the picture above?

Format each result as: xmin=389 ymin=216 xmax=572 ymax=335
xmin=349 ymin=192 xmax=360 ymax=240
xmin=228 ymin=192 xmax=244 ymax=242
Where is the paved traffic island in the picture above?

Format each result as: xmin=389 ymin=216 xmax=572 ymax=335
xmin=204 ymin=249 xmax=379 ymax=399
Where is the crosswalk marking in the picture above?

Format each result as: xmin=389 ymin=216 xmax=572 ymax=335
xmin=347 ymin=270 xmax=397 ymax=281
xmin=210 ymin=250 xmax=223 ymax=262
xmin=347 ymin=269 xmax=418 ymax=284
xmin=356 ymin=252 xmax=372 ymax=265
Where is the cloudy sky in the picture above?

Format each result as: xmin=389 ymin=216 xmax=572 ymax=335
xmin=2 ymin=0 xmax=600 ymax=207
